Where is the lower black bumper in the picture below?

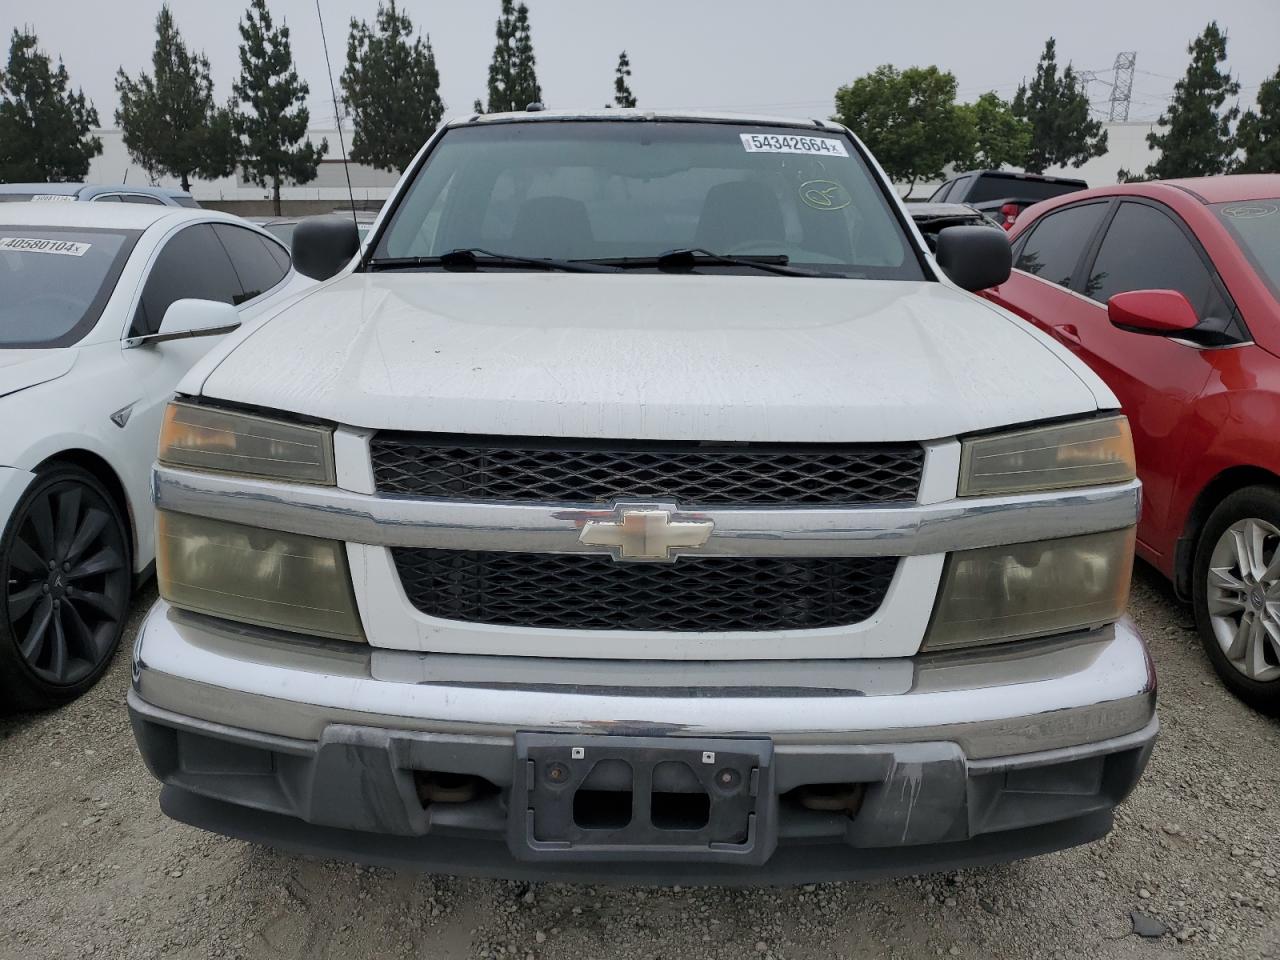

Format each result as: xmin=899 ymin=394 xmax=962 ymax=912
xmin=129 ymin=691 xmax=1156 ymax=885
xmin=160 ymin=785 xmax=1119 ymax=886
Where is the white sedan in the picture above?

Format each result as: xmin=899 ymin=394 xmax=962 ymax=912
xmin=0 ymin=202 xmax=311 ymax=710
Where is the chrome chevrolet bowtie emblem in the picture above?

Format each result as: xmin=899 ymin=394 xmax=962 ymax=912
xmin=578 ymin=505 xmax=714 ymax=562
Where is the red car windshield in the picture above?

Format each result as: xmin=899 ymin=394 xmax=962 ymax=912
xmin=1214 ymin=199 xmax=1280 ymax=301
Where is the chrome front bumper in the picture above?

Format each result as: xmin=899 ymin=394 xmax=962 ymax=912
xmin=130 ymin=604 xmax=1156 ymax=881
xmin=132 ymin=601 xmax=1154 ymax=758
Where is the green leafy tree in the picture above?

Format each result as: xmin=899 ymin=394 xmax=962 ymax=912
xmin=0 ymin=28 xmax=101 ymax=182
xmin=234 ymin=0 xmax=327 ymax=215
xmin=958 ymin=91 xmax=1029 ymax=170
xmin=115 ymin=5 xmax=238 ymax=191
xmin=1144 ymin=22 xmax=1240 ymax=179
xmin=834 ymin=65 xmax=971 ymax=197
xmin=1012 ymin=38 xmax=1108 ymax=173
xmin=341 ymin=0 xmax=444 ymax=173
xmin=486 ymin=0 xmax=541 ymax=112
xmin=613 ymin=50 xmax=636 ymax=108
xmin=1115 ymin=167 xmax=1151 ymax=183
xmin=1235 ymin=66 xmax=1280 ymax=173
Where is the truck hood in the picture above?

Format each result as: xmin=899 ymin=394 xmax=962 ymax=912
xmin=0 ymin=348 xmax=76 ymax=400
xmin=196 ymin=274 xmax=1108 ymax=442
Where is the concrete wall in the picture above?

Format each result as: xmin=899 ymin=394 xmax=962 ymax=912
xmin=199 ymin=198 xmax=385 ymax=216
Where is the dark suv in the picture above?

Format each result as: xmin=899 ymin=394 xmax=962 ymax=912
xmin=930 ymin=170 xmax=1087 ymax=229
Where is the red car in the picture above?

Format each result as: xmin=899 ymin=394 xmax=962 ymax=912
xmin=982 ymin=175 xmax=1280 ymax=713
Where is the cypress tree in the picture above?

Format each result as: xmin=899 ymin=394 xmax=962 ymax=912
xmin=234 ymin=0 xmax=327 ymax=215
xmin=1143 ymin=22 xmax=1240 ymax=179
xmin=1235 ymin=66 xmax=1280 ymax=173
xmin=0 ymin=28 xmax=102 ymax=182
xmin=485 ymin=0 xmax=517 ymax=112
xmin=341 ymin=0 xmax=444 ymax=173
xmin=1012 ymin=38 xmax=1108 ymax=173
xmin=613 ymin=51 xmax=636 ymax=108
xmin=486 ymin=0 xmax=540 ymax=112
xmin=511 ymin=3 xmax=541 ymax=108
xmin=115 ymin=4 xmax=238 ymax=192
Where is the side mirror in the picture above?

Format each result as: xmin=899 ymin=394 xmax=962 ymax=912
xmin=136 ymin=299 xmax=240 ymax=346
xmin=292 ymin=215 xmax=360 ymax=281
xmin=934 ymin=225 xmax=1012 ymax=291
xmin=1108 ymin=289 xmax=1200 ymax=336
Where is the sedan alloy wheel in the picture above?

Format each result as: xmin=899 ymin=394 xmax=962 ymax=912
xmin=2 ymin=466 xmax=131 ymax=708
xmin=1206 ymin=517 xmax=1280 ymax=683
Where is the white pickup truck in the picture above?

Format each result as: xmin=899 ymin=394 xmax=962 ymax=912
xmin=128 ymin=110 xmax=1156 ymax=883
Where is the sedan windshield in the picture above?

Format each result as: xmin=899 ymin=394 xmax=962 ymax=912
xmin=371 ymin=120 xmax=923 ymax=279
xmin=1215 ymin=199 xmax=1280 ymax=301
xmin=0 ymin=228 xmax=139 ymax=347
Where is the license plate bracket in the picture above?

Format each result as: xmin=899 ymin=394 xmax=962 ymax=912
xmin=509 ymin=734 xmax=776 ymax=864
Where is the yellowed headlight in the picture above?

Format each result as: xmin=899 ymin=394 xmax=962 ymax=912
xmin=959 ymin=415 xmax=1135 ymax=497
xmin=159 ymin=401 xmax=335 ymax=485
xmin=157 ymin=511 xmax=364 ymax=642
xmin=922 ymin=527 xmax=1135 ymax=652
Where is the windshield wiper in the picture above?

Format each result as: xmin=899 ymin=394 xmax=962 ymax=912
xmin=581 ymin=248 xmax=825 ymax=278
xmin=366 ymin=248 xmax=616 ymax=273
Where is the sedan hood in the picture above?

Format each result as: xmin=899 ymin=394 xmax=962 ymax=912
xmin=0 ymin=348 xmax=76 ymax=400
xmin=197 ymin=274 xmax=1107 ymax=442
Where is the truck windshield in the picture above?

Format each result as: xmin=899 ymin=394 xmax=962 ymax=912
xmin=0 ymin=228 xmax=138 ymax=348
xmin=1215 ymin=199 xmax=1280 ymax=301
xmin=370 ymin=120 xmax=924 ymax=279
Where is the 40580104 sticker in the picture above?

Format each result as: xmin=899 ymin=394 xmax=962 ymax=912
xmin=0 ymin=236 xmax=92 ymax=256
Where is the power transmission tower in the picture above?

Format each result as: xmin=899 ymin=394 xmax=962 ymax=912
xmin=1077 ymin=69 xmax=1109 ymax=119
xmin=1077 ymin=70 xmax=1098 ymax=97
xmin=1108 ymin=52 xmax=1136 ymax=121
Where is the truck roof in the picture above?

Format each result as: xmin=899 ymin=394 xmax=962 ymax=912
xmin=453 ymin=108 xmax=845 ymax=132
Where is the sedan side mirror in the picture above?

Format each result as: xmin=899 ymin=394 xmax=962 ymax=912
xmin=1108 ymin=289 xmax=1200 ymax=336
xmin=131 ymin=299 xmax=240 ymax=346
xmin=934 ymin=225 xmax=1012 ymax=291
xmin=292 ymin=215 xmax=361 ymax=281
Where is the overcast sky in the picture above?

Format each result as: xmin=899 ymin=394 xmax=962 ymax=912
xmin=9 ymin=0 xmax=1280 ymax=129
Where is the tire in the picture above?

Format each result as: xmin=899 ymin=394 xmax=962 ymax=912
xmin=1191 ymin=484 xmax=1280 ymax=715
xmin=0 ymin=464 xmax=133 ymax=712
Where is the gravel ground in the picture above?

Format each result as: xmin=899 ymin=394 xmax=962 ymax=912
xmin=2 ymin=566 xmax=1278 ymax=960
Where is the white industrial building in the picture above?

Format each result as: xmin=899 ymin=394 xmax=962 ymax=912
xmin=82 ymin=120 xmax=1162 ymax=212
xmin=86 ymin=126 xmax=400 ymax=213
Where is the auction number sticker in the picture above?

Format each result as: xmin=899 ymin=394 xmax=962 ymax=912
xmin=29 ymin=194 xmax=76 ymax=202
xmin=0 ymin=236 xmax=91 ymax=256
xmin=740 ymin=133 xmax=849 ymax=157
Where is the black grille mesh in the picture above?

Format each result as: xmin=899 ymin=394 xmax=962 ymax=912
xmin=391 ymin=549 xmax=898 ymax=632
xmin=370 ymin=435 xmax=924 ymax=506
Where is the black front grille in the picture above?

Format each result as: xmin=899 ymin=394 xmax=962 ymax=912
xmin=370 ymin=434 xmax=924 ymax=506
xmin=392 ymin=549 xmax=899 ymax=632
